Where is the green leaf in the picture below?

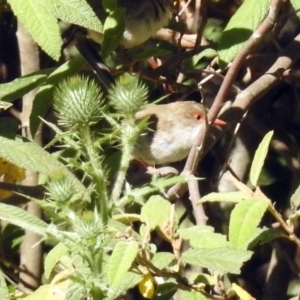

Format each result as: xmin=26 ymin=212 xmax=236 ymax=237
xmin=151 ymin=252 xmax=176 ymax=270
xmin=44 ymin=242 xmax=69 ymax=279
xmin=0 ymin=136 xmax=88 ymax=200
xmin=181 ymin=247 xmax=252 ymax=274
xmin=0 ymin=269 xmax=9 ymax=300
xmin=140 ymin=196 xmax=172 ymax=230
xmin=47 ymin=0 xmax=103 ymax=32
xmin=7 ymin=0 xmax=62 ymax=60
xmin=247 ymin=227 xmax=282 ymax=249
xmin=0 ymin=203 xmax=47 ymax=236
xmin=291 ymin=0 xmax=300 ymax=17
xmin=178 ymin=226 xmax=230 ymax=249
xmin=108 ymin=241 xmax=139 ymax=287
xmin=229 ymin=198 xmax=269 ymax=249
xmin=106 ymin=271 xmax=142 ymax=300
xmin=291 ymin=184 xmax=300 ymax=211
xmin=101 ymin=7 xmax=125 ymax=57
xmin=30 ymin=56 xmax=85 ymax=136
xmin=249 ymin=130 xmax=274 ymax=186
xmin=177 ymin=290 xmax=209 ymax=300
xmin=23 ymin=284 xmax=53 ymax=300
xmin=199 ymin=191 xmax=247 ymax=204
xmin=218 ymin=0 xmax=270 ymax=67
xmin=0 ymin=74 xmax=47 ymax=103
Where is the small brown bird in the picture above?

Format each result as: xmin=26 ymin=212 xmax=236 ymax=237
xmin=132 ymin=101 xmax=226 ymax=166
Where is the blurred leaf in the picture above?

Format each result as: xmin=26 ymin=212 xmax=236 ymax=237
xmin=47 ymin=0 xmax=103 ymax=32
xmin=178 ymin=226 xmax=230 ymax=249
xmin=0 ymin=268 xmax=9 ymax=300
xmin=291 ymin=184 xmax=300 ymax=211
xmin=247 ymin=227 xmax=282 ymax=248
xmin=181 ymin=247 xmax=252 ymax=274
xmin=45 ymin=242 xmax=69 ymax=279
xmin=0 ymin=203 xmax=48 ymax=236
xmin=151 ymin=252 xmax=176 ymax=270
xmin=101 ymin=7 xmax=125 ymax=57
xmin=0 ymin=74 xmax=47 ymax=102
xmin=218 ymin=0 xmax=270 ymax=67
xmin=7 ymin=0 xmax=62 ymax=60
xmin=177 ymin=290 xmax=209 ymax=300
xmin=250 ymin=130 xmax=274 ymax=186
xmin=152 ymin=281 xmax=177 ymax=300
xmin=106 ymin=271 xmax=142 ymax=300
xmin=199 ymin=191 xmax=248 ymax=204
xmin=229 ymin=198 xmax=269 ymax=249
xmin=0 ymin=136 xmax=88 ymax=199
xmin=108 ymin=241 xmax=139 ymax=287
xmin=232 ymin=283 xmax=254 ymax=300
xmin=140 ymin=196 xmax=172 ymax=231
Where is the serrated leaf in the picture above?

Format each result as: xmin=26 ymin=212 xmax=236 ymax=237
xmin=250 ymin=131 xmax=274 ymax=186
xmin=47 ymin=0 xmax=103 ymax=32
xmin=140 ymin=196 xmax=172 ymax=230
xmin=229 ymin=198 xmax=269 ymax=249
xmin=7 ymin=0 xmax=62 ymax=60
xmin=151 ymin=252 xmax=176 ymax=270
xmin=199 ymin=191 xmax=247 ymax=204
xmin=101 ymin=7 xmax=125 ymax=57
xmin=30 ymin=56 xmax=85 ymax=136
xmin=0 ymin=269 xmax=9 ymax=300
xmin=0 ymin=203 xmax=47 ymax=236
xmin=178 ymin=226 xmax=230 ymax=249
xmin=108 ymin=241 xmax=139 ymax=287
xmin=106 ymin=271 xmax=142 ymax=300
xmin=0 ymin=74 xmax=47 ymax=103
xmin=181 ymin=248 xmax=252 ymax=274
xmin=45 ymin=242 xmax=68 ymax=279
xmin=218 ymin=0 xmax=270 ymax=67
xmin=178 ymin=289 xmax=211 ymax=300
xmin=0 ymin=136 xmax=88 ymax=199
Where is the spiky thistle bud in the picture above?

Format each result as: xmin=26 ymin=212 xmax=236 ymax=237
xmin=53 ymin=76 xmax=104 ymax=128
xmin=108 ymin=74 xmax=148 ymax=118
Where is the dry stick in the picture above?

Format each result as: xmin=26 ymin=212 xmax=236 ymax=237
xmin=17 ymin=21 xmax=43 ymax=292
xmin=167 ymin=1 xmax=298 ymax=222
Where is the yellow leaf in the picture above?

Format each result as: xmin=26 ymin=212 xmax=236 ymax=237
xmin=139 ymin=273 xmax=155 ymax=299
xmin=0 ymin=158 xmax=25 ymax=200
xmin=232 ymin=283 xmax=255 ymax=300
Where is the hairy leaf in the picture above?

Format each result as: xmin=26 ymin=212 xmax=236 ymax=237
xmin=178 ymin=226 xmax=230 ymax=249
xmin=108 ymin=241 xmax=139 ymax=287
xmin=0 ymin=203 xmax=47 ymax=236
xmin=45 ymin=243 xmax=69 ymax=279
xmin=140 ymin=196 xmax=172 ymax=231
xmin=199 ymin=191 xmax=247 ymax=204
xmin=250 ymin=131 xmax=274 ymax=186
xmin=7 ymin=0 xmax=62 ymax=60
xmin=47 ymin=0 xmax=103 ymax=32
xmin=182 ymin=248 xmax=252 ymax=274
xmin=0 ymin=74 xmax=47 ymax=103
xmin=151 ymin=252 xmax=176 ymax=270
xmin=229 ymin=198 xmax=269 ymax=249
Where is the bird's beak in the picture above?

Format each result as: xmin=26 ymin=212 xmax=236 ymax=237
xmin=213 ymin=118 xmax=227 ymax=126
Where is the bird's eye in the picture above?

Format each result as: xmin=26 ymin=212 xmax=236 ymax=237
xmin=191 ymin=112 xmax=202 ymax=121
